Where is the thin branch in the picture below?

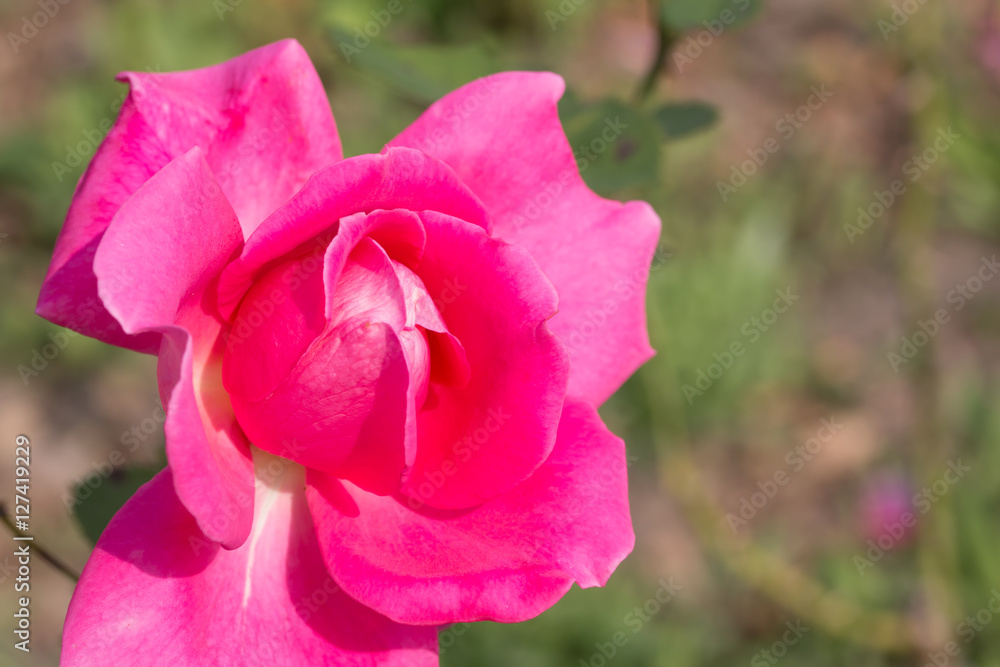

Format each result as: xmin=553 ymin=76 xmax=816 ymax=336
xmin=0 ymin=504 xmax=80 ymax=583
xmin=634 ymin=0 xmax=677 ymax=103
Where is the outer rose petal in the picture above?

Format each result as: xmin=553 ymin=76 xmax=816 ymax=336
xmin=36 ymin=103 xmax=169 ymax=353
xmin=37 ymin=39 xmax=341 ymax=350
xmin=62 ymin=465 xmax=438 ymax=666
xmin=93 ymin=148 xmax=254 ymax=548
xmin=217 ymin=147 xmax=491 ymax=318
xmin=306 ymin=397 xmax=634 ymax=625
xmin=391 ymin=72 xmax=661 ymax=405
xmin=121 ymin=39 xmax=342 ymax=236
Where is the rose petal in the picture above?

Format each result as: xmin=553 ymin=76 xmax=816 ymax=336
xmin=36 ymin=103 xmax=170 ymax=353
xmin=229 ymin=319 xmax=409 ymax=495
xmin=93 ymin=148 xmax=254 ymax=548
xmin=221 ymin=209 xmax=427 ymax=404
xmin=328 ymin=238 xmax=408 ymax=331
xmin=321 ymin=210 xmax=428 ymax=323
xmin=391 ymin=72 xmax=661 ymax=405
xmin=119 ymin=38 xmax=341 ymax=236
xmin=62 ymin=463 xmax=438 ymax=666
xmin=38 ymin=39 xmax=341 ymax=350
xmin=398 ymin=211 xmax=569 ymax=510
xmin=306 ymin=397 xmax=634 ymax=625
xmin=217 ymin=147 xmax=491 ymax=318
xmin=220 ymin=243 xmax=329 ymax=404
xmin=224 ymin=212 xmax=443 ymax=497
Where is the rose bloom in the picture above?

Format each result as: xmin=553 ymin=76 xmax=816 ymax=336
xmin=38 ymin=40 xmax=660 ymax=665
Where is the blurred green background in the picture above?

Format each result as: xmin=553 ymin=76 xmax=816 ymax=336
xmin=3 ymin=0 xmax=1000 ymax=665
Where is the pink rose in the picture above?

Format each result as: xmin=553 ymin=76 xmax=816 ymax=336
xmin=39 ymin=40 xmax=660 ymax=665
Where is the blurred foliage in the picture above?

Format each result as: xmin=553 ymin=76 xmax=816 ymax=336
xmin=71 ymin=465 xmax=161 ymax=546
xmin=326 ymin=26 xmax=504 ymax=104
xmin=660 ymin=0 xmax=762 ymax=32
xmin=3 ymin=0 xmax=1000 ymax=665
xmin=654 ymin=102 xmax=719 ymax=140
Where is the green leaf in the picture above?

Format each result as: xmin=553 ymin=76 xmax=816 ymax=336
xmin=559 ymin=97 xmax=661 ymax=195
xmin=72 ymin=465 xmax=161 ymax=545
xmin=660 ymin=0 xmax=761 ymax=33
xmin=653 ymin=102 xmax=719 ymax=140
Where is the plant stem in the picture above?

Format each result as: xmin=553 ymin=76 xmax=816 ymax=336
xmin=0 ymin=504 xmax=80 ymax=583
xmin=635 ymin=0 xmax=676 ymax=103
